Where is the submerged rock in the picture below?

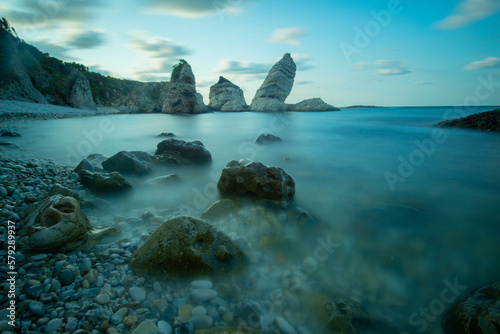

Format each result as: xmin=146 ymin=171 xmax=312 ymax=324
xmin=79 ymin=170 xmax=132 ymax=194
xmin=250 ymin=53 xmax=296 ymax=111
xmin=287 ymin=98 xmax=340 ymax=112
xmin=0 ymin=129 xmax=21 ymax=137
xmin=144 ymin=173 xmax=181 ymax=186
xmin=129 ymin=216 xmax=246 ymax=277
xmin=437 ymin=108 xmax=500 ymax=132
xmin=442 ymin=281 xmax=500 ymax=334
xmin=102 ymin=151 xmax=158 ymax=175
xmin=18 ymin=195 xmax=90 ymax=253
xmin=201 ymin=199 xmax=238 ymax=221
xmin=255 ymin=133 xmax=282 ymax=144
xmin=209 ymin=76 xmax=248 ymax=111
xmin=155 ymin=138 xmax=212 ymax=165
xmin=218 ymin=160 xmax=295 ymax=202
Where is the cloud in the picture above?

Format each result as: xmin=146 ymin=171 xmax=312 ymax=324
xmin=351 ymin=61 xmax=371 ymax=70
xmin=464 ymin=56 xmax=500 ymax=70
xmin=214 ymin=59 xmax=271 ymax=75
xmin=5 ymin=0 xmax=104 ymax=30
xmin=128 ymin=30 xmax=191 ymax=60
xmin=373 ymin=60 xmax=412 ymax=76
xmin=30 ymin=38 xmax=72 ymax=60
xmin=434 ymin=0 xmax=500 ymax=29
xmin=291 ymin=53 xmax=314 ymax=71
xmin=144 ymin=0 xmax=252 ymax=17
xmin=269 ymin=26 xmax=307 ymax=45
xmin=414 ymin=81 xmax=434 ymax=85
xmin=66 ymin=30 xmax=106 ymax=49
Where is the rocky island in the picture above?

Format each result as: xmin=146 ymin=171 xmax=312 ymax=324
xmin=437 ymin=108 xmax=500 ymax=132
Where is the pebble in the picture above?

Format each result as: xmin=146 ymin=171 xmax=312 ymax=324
xmin=190 ymin=280 xmax=213 ymax=289
xmin=80 ymin=257 xmax=92 ymax=271
xmin=189 ymin=315 xmax=213 ymax=330
xmin=60 ymin=269 xmax=74 ymax=286
xmin=29 ymin=253 xmax=48 ymax=261
xmin=28 ymin=301 xmax=46 ymax=316
xmin=191 ymin=306 xmax=208 ymax=317
xmin=95 ymin=293 xmax=110 ymax=305
xmin=179 ymin=304 xmax=194 ymax=320
xmin=96 ymin=275 xmax=104 ymax=287
xmin=157 ymin=320 xmax=172 ymax=334
xmin=45 ymin=318 xmax=63 ymax=333
xmin=276 ymin=316 xmax=297 ymax=334
xmin=0 ymin=186 xmax=7 ymax=197
xmin=129 ymin=287 xmax=146 ymax=302
xmin=131 ymin=320 xmax=158 ymax=334
xmin=190 ymin=289 xmax=218 ymax=301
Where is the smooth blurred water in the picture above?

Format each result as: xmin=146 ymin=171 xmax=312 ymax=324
xmin=10 ymin=106 xmax=500 ymax=332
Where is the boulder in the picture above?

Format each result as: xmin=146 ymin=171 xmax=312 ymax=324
xmin=79 ymin=170 xmax=132 ymax=194
xmin=209 ymin=76 xmax=248 ymax=111
xmin=255 ymin=134 xmax=282 ymax=144
xmin=201 ymin=199 xmax=238 ymax=221
xmin=126 ymin=82 xmax=162 ymax=112
xmin=102 ymin=151 xmax=158 ymax=175
xmin=144 ymin=173 xmax=180 ymax=186
xmin=129 ymin=216 xmax=246 ymax=277
xmin=217 ymin=160 xmax=295 ymax=202
xmin=68 ymin=76 xmax=96 ymax=110
xmin=18 ymin=195 xmax=90 ymax=253
xmin=250 ymin=53 xmax=296 ymax=111
xmin=442 ymin=281 xmax=500 ymax=334
xmin=162 ymin=60 xmax=205 ymax=114
xmin=155 ymin=138 xmax=212 ymax=165
xmin=287 ymin=98 xmax=340 ymax=111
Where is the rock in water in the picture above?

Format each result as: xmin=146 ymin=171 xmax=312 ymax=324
xmin=442 ymin=281 xmax=500 ymax=334
xmin=287 ymin=98 xmax=340 ymax=111
xmin=250 ymin=53 xmax=296 ymax=111
xmin=218 ymin=160 xmax=295 ymax=202
xmin=79 ymin=170 xmax=132 ymax=194
xmin=155 ymin=138 xmax=212 ymax=165
xmin=18 ymin=195 xmax=90 ymax=253
xmin=437 ymin=108 xmax=500 ymax=132
xmin=209 ymin=76 xmax=248 ymax=111
xmin=129 ymin=216 xmax=246 ymax=277
xmin=162 ymin=60 xmax=206 ymax=114
xmin=102 ymin=151 xmax=158 ymax=175
xmin=255 ymin=134 xmax=282 ymax=144
xmin=68 ymin=75 xmax=96 ymax=110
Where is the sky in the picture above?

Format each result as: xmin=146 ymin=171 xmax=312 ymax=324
xmin=2 ymin=0 xmax=500 ymax=107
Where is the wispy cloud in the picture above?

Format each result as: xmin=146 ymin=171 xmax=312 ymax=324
xmin=464 ymin=56 xmax=500 ymax=70
xmin=434 ymin=0 xmax=500 ymax=29
xmin=30 ymin=38 xmax=72 ymax=60
xmin=292 ymin=53 xmax=315 ymax=71
xmin=351 ymin=61 xmax=371 ymax=70
xmin=66 ymin=30 xmax=106 ymax=49
xmin=373 ymin=60 xmax=412 ymax=76
xmin=144 ymin=0 xmax=251 ymax=17
xmin=214 ymin=59 xmax=271 ymax=75
xmin=269 ymin=26 xmax=307 ymax=45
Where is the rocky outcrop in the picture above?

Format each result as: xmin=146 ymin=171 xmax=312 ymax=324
xmin=129 ymin=216 xmax=247 ymax=277
xmin=0 ymin=65 xmax=48 ymax=104
xmin=442 ymin=281 xmax=500 ymax=334
xmin=18 ymin=195 xmax=90 ymax=253
xmin=287 ymin=98 xmax=340 ymax=111
xmin=209 ymin=76 xmax=248 ymax=111
xmin=155 ymin=138 xmax=212 ymax=165
xmin=255 ymin=134 xmax=282 ymax=144
xmin=218 ymin=160 xmax=295 ymax=202
xmin=125 ymin=82 xmax=162 ymax=112
xmin=437 ymin=108 xmax=500 ymax=132
xmin=68 ymin=76 xmax=97 ymax=110
xmin=250 ymin=53 xmax=296 ymax=111
xmin=79 ymin=170 xmax=132 ymax=194
xmin=102 ymin=151 xmax=158 ymax=176
xmin=162 ymin=60 xmax=206 ymax=114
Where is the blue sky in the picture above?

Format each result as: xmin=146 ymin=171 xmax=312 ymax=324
xmin=2 ymin=0 xmax=500 ymax=106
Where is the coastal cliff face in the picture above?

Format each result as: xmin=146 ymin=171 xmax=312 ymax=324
xmin=68 ymin=75 xmax=97 ymax=110
xmin=250 ymin=53 xmax=296 ymax=111
xmin=209 ymin=76 xmax=248 ymax=111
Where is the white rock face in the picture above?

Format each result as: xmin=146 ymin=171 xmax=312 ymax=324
xmin=162 ymin=61 xmax=205 ymax=114
xmin=68 ymin=76 xmax=96 ymax=110
xmin=287 ymin=98 xmax=340 ymax=111
xmin=221 ymin=99 xmax=248 ymax=112
xmin=250 ymin=53 xmax=296 ymax=111
xmin=126 ymin=82 xmax=162 ymax=112
xmin=209 ymin=76 xmax=247 ymax=111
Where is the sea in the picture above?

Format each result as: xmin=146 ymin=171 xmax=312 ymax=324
xmin=8 ymin=106 xmax=500 ymax=332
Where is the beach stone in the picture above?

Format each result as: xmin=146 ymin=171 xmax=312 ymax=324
xmin=255 ymin=134 xmax=282 ymax=145
xmin=190 ymin=315 xmax=213 ymax=330
xmin=80 ymin=257 xmax=92 ymax=271
xmin=60 ymin=269 xmax=74 ymax=286
xmin=276 ymin=316 xmax=297 ymax=334
xmin=195 ymin=327 xmax=262 ymax=333
xmin=45 ymin=318 xmax=63 ymax=333
xmin=102 ymin=151 xmax=158 ymax=176
xmin=129 ymin=287 xmax=146 ymax=302
xmin=18 ymin=195 xmax=90 ymax=253
xmin=96 ymin=275 xmax=104 ymax=287
xmin=179 ymin=304 xmax=194 ymax=320
xmin=129 ymin=216 xmax=246 ymax=278
xmin=218 ymin=160 xmax=295 ymax=202
xmin=157 ymin=320 xmax=172 ymax=334
xmin=155 ymin=138 xmax=212 ymax=165
xmin=131 ymin=320 xmax=158 ymax=334
xmin=29 ymin=301 xmax=46 ymax=316
xmin=191 ymin=289 xmax=218 ymax=302
xmin=123 ymin=315 xmax=138 ymax=327
xmin=192 ymin=306 xmax=208 ymax=317
xmin=191 ymin=280 xmax=213 ymax=289
xmin=65 ymin=317 xmax=78 ymax=331
xmin=442 ymin=281 xmax=500 ymax=333
xmin=0 ymin=187 xmax=8 ymax=197
xmin=95 ymin=293 xmax=110 ymax=304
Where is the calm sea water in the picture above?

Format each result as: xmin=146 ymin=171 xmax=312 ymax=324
xmin=10 ymin=106 xmax=500 ymax=332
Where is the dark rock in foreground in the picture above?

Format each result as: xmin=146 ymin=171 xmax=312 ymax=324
xmin=155 ymin=138 xmax=212 ymax=165
xmin=18 ymin=195 xmax=90 ymax=253
xmin=218 ymin=160 xmax=295 ymax=202
xmin=102 ymin=151 xmax=158 ymax=175
xmin=0 ymin=129 xmax=21 ymax=137
xmin=437 ymin=109 xmax=500 ymax=132
xmin=255 ymin=133 xmax=282 ymax=145
xmin=442 ymin=281 xmax=500 ymax=334
xmin=129 ymin=216 xmax=246 ymax=277
xmin=79 ymin=170 xmax=132 ymax=194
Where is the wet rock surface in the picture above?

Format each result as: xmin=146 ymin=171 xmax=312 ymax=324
xmin=155 ymin=138 xmax=212 ymax=165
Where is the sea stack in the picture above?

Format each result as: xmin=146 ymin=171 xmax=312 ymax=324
xmin=250 ymin=53 xmax=296 ymax=112
xmin=162 ymin=60 xmax=207 ymax=114
xmin=208 ymin=76 xmax=248 ymax=111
